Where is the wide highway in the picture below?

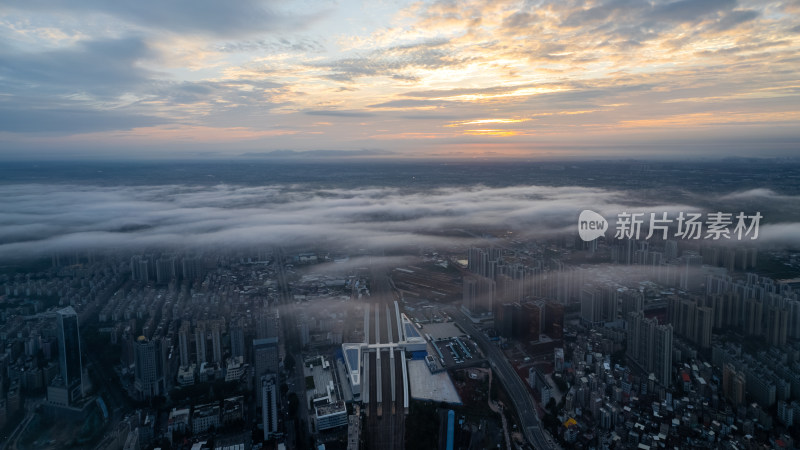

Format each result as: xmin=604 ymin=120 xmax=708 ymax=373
xmin=450 ymin=307 xmax=559 ymax=450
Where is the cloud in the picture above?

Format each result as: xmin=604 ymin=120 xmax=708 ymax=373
xmin=0 ymin=36 xmax=173 ymax=134
xmin=719 ymin=188 xmax=783 ymax=200
xmin=304 ymin=110 xmax=376 ymax=118
xmin=239 ymin=149 xmax=394 ymax=158
xmin=0 ymin=37 xmax=155 ymax=97
xmin=651 ymin=0 xmax=736 ymax=23
xmin=562 ymin=0 xmax=645 ymax=28
xmin=0 ymin=0 xmax=798 ymax=154
xmin=0 ymin=36 xmax=296 ymax=135
xmin=368 ymin=99 xmax=444 ymax=109
xmin=212 ymin=37 xmax=325 ymax=54
xmin=711 ymin=9 xmax=759 ymax=32
xmin=0 ymin=104 xmax=164 ymax=134
xmin=309 ymin=39 xmax=465 ymax=82
xmin=399 ymin=114 xmax=463 ymax=121
xmin=147 ymin=79 xmax=287 ymax=126
xmin=758 ymin=223 xmax=800 ymax=246
xmin=1 ymin=0 xmax=326 ymax=38
xmin=0 ymin=183 xmax=796 ymax=260
xmin=502 ymin=11 xmax=539 ymax=30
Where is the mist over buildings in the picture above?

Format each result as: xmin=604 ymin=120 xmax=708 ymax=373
xmin=1 ymin=178 xmax=798 ymax=260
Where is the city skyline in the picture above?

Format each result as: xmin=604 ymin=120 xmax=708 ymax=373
xmin=1 ymin=0 xmax=799 ymax=159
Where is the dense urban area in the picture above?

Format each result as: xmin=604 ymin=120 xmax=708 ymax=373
xmin=1 ymin=225 xmax=799 ymax=450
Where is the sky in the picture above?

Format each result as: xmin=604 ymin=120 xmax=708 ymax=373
xmin=1 ymin=0 xmax=799 ymax=159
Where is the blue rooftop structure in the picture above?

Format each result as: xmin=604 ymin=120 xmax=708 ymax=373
xmin=345 ymin=347 xmax=360 ymax=372
xmin=446 ymin=409 xmax=455 ymax=450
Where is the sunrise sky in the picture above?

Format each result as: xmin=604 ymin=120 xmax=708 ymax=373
xmin=1 ymin=0 xmax=799 ymax=159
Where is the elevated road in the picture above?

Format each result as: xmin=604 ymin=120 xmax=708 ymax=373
xmin=450 ymin=308 xmax=559 ymax=450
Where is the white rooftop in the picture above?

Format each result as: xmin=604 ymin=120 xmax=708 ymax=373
xmin=407 ymin=360 xmax=461 ymax=404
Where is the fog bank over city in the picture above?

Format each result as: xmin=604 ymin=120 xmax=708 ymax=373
xmin=1 ymin=181 xmax=799 ymax=259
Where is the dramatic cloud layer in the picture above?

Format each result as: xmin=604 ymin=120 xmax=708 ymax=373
xmin=0 ymin=0 xmax=798 ymax=157
xmin=1 ymin=183 xmax=797 ymax=259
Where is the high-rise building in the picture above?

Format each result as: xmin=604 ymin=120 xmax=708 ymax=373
xmin=155 ymin=257 xmax=178 ymax=284
xmin=521 ymin=301 xmax=544 ymax=341
xmin=680 ymin=254 xmax=703 ymax=291
xmin=580 ymin=288 xmax=602 ymax=326
xmin=621 ymin=290 xmax=643 ymax=318
xmin=56 ymin=306 xmax=83 ymax=403
xmin=778 ymin=400 xmax=794 ymax=426
xmin=669 ymin=297 xmax=693 ymax=338
xmin=743 ymin=298 xmax=763 ymax=336
xmin=651 ymin=322 xmax=673 ymax=388
xmin=694 ymin=306 xmax=713 ymax=349
xmin=195 ymin=323 xmax=207 ymax=365
xmin=544 ymin=302 xmax=564 ymax=339
xmin=297 ymin=321 xmax=310 ymax=347
xmin=253 ymin=337 xmax=279 ymax=381
xmin=701 ymin=246 xmax=719 ymax=266
xmin=257 ymin=311 xmax=280 ymax=340
xmin=722 ymin=363 xmax=746 ymax=406
xmin=181 ymin=257 xmax=203 ymax=281
xmin=261 ymin=374 xmax=278 ymax=440
xmin=627 ymin=312 xmax=672 ymax=387
xmin=131 ymin=256 xmax=149 ymax=282
xmin=211 ymin=321 xmax=223 ymax=364
xmin=467 ymin=247 xmax=501 ymax=278
xmin=767 ymin=305 xmax=789 ymax=347
xmin=610 ymin=238 xmax=635 ymax=265
xmin=230 ymin=319 xmax=245 ymax=360
xmin=463 ymin=276 xmax=478 ymax=312
xmin=496 ymin=274 xmax=520 ymax=304
xmin=665 ymin=240 xmax=679 ymax=261
xmin=668 ymin=297 xmax=712 ymax=349
xmin=495 ymin=303 xmax=521 ymax=338
xmin=134 ymin=336 xmax=165 ymax=400
xmin=462 ymin=275 xmax=495 ymax=317
xmin=675 ymin=297 xmax=695 ymax=338
xmin=554 ymin=348 xmax=565 ymax=373
xmin=178 ymin=321 xmax=190 ymax=368
xmin=709 ymin=292 xmax=738 ymax=329
xmin=788 ymin=300 xmax=800 ymax=340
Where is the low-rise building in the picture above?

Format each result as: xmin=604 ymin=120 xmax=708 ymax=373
xmin=177 ymin=365 xmax=196 ymax=386
xmin=225 ymin=357 xmax=247 ymax=382
xmin=316 ymin=400 xmax=348 ymax=431
xmin=192 ymin=403 xmax=220 ymax=434
xmin=168 ymin=407 xmax=190 ymax=439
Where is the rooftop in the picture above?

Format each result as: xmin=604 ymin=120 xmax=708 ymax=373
xmin=407 ymin=360 xmax=461 ymax=404
xmin=316 ymin=401 xmax=346 ymax=417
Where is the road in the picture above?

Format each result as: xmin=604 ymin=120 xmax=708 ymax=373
xmin=285 ymin=309 xmax=311 ymax=445
xmin=274 ymin=248 xmax=291 ymax=304
xmin=2 ymin=400 xmax=38 ymax=450
xmin=449 ymin=308 xmax=559 ymax=450
xmin=274 ymin=248 xmax=310 ymax=447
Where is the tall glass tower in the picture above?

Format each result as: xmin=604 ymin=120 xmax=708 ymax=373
xmin=57 ymin=306 xmax=83 ymax=402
